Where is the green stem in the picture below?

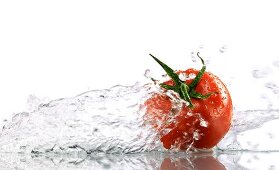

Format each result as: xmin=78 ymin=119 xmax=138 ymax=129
xmin=189 ymin=52 xmax=206 ymax=89
xmin=150 ymin=52 xmax=213 ymax=109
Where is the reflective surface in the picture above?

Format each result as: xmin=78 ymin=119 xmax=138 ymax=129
xmin=0 ymin=151 xmax=278 ymax=170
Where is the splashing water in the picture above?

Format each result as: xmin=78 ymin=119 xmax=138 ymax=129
xmin=0 ymin=81 xmax=213 ymax=154
xmin=1 ymin=82 xmax=279 ymax=154
xmin=1 ymin=49 xmax=279 ymax=156
xmin=0 ymin=83 xmax=165 ymax=154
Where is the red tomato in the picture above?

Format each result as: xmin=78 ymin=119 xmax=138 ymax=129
xmin=144 ymin=54 xmax=233 ymax=150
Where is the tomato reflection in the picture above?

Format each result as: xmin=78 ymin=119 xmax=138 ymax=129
xmin=160 ymin=153 xmax=226 ymax=170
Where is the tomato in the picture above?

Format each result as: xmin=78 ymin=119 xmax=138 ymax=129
xmin=144 ymin=54 xmax=233 ymax=150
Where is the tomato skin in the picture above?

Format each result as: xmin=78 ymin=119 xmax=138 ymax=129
xmin=144 ymin=69 xmax=233 ymax=150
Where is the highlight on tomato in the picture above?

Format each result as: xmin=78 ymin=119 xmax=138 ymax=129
xmin=144 ymin=53 xmax=233 ymax=151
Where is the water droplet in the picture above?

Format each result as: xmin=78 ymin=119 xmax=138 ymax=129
xmin=213 ymin=108 xmax=217 ymax=114
xmin=265 ymin=82 xmax=279 ymax=95
xmin=252 ymin=68 xmax=271 ymax=79
xmin=193 ymin=131 xmax=200 ymax=140
xmin=199 ymin=45 xmax=204 ymax=49
xmin=178 ymin=72 xmax=188 ymax=81
xmin=187 ymin=112 xmax=193 ymax=116
xmin=273 ymin=61 xmax=279 ymax=68
xmin=219 ymin=45 xmax=227 ymax=53
xmin=188 ymin=73 xmax=196 ymax=79
xmin=267 ymin=133 xmax=273 ymax=139
xmin=162 ymin=74 xmax=167 ymax=77
xmin=200 ymin=119 xmax=208 ymax=127
xmin=183 ymin=132 xmax=188 ymax=138
xmin=184 ymin=101 xmax=190 ymax=107
xmin=191 ymin=52 xmax=197 ymax=63
xmin=144 ymin=69 xmax=151 ymax=78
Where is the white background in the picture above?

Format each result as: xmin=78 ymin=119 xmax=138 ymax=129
xmin=1 ymin=0 xmax=279 ymax=121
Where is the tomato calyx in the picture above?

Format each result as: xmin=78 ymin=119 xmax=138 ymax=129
xmin=149 ymin=53 xmax=215 ymax=108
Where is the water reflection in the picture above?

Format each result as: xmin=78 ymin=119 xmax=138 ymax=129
xmin=160 ymin=153 xmax=226 ymax=170
xmin=1 ymin=151 xmax=278 ymax=170
xmin=0 ymin=152 xmax=225 ymax=170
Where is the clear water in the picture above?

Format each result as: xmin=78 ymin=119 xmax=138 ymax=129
xmin=1 ymin=48 xmax=279 ymax=169
xmin=1 ymin=81 xmax=279 ymax=154
xmin=0 ymin=83 xmax=164 ymax=154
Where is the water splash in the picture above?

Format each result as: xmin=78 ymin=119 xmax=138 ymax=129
xmin=218 ymin=109 xmax=279 ymax=151
xmin=0 ymin=81 xmax=221 ymax=155
xmin=0 ymin=83 xmax=164 ymax=154
xmin=2 ymin=80 xmax=279 ymax=155
xmin=1 ymin=50 xmax=279 ymax=155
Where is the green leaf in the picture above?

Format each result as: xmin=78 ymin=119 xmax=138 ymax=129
xmin=149 ymin=54 xmax=181 ymax=85
xmin=160 ymin=83 xmax=175 ymax=90
xmin=189 ymin=53 xmax=206 ymax=90
xmin=189 ymin=90 xmax=215 ymax=99
xmin=180 ymin=83 xmax=193 ymax=108
xmin=149 ymin=52 xmax=211 ymax=109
